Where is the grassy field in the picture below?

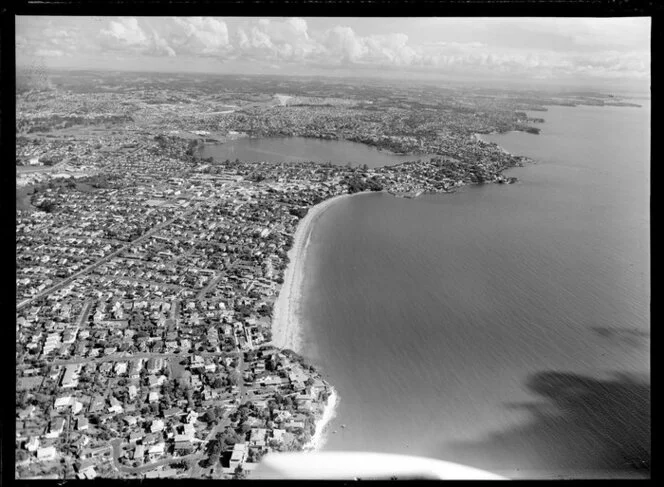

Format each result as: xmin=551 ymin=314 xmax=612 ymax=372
xmin=16 ymin=165 xmax=57 ymax=174
xmin=16 ymin=186 xmax=36 ymax=212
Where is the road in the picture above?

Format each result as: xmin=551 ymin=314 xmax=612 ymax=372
xmin=187 ymin=351 xmax=244 ymax=478
xmin=187 ymin=417 xmax=232 ymax=478
xmin=195 ymin=258 xmax=238 ymax=299
xmin=195 ymin=272 xmax=222 ymax=300
xmin=105 ymin=276 xmax=188 ymax=292
xmin=17 ymin=350 xmax=233 ymax=369
xmin=238 ymin=351 xmax=247 ymax=399
xmin=17 ymin=205 xmax=198 ymax=311
xmin=75 ymin=300 xmax=94 ymax=328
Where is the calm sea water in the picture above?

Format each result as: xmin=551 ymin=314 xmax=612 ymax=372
xmin=200 ymin=136 xmax=422 ymax=168
xmin=299 ymin=103 xmax=650 ymax=479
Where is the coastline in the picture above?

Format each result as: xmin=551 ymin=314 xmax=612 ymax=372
xmin=269 ymin=193 xmax=352 ymax=453
xmin=270 ymin=192 xmax=356 ymax=352
xmin=303 ymin=387 xmax=339 ymax=452
xmin=474 ymin=132 xmax=515 ymax=156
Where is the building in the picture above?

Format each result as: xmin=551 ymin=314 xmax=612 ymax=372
xmin=133 ymin=444 xmax=145 ymax=463
xmin=174 ymin=439 xmax=194 ymax=454
xmin=60 ymin=364 xmax=80 ymax=389
xmin=37 ymin=446 xmax=57 ymax=461
xmin=46 ymin=417 xmax=66 ymax=438
xmin=150 ymin=419 xmax=165 ymax=433
xmin=77 ymin=417 xmax=89 ymax=431
xmin=249 ymin=428 xmax=267 ymax=448
xmin=54 ymin=395 xmax=74 ymax=409
xmin=230 ymin=442 xmax=247 ymax=470
xmin=25 ymin=436 xmax=40 ymax=452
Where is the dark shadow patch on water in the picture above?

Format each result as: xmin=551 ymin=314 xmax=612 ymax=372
xmin=440 ymin=371 xmax=650 ymax=479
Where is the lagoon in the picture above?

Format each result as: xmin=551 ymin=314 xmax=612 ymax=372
xmin=200 ymin=136 xmax=424 ymax=168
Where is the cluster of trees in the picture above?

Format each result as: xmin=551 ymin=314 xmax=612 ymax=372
xmin=22 ymin=114 xmax=134 ymax=133
xmin=289 ymin=207 xmax=308 ymax=218
xmin=157 ymin=374 xmax=193 ymax=409
xmin=344 ymin=175 xmax=383 ymax=193
xmin=36 ymin=200 xmax=57 ymax=213
xmin=170 ymin=459 xmax=193 ymax=471
xmin=256 ymin=302 xmax=273 ymax=318
xmin=185 ymin=139 xmax=204 ymax=157
xmin=234 ymin=302 xmax=253 ymax=318
xmin=229 ymin=401 xmax=262 ymax=429
xmin=248 ymin=172 xmax=268 ymax=182
xmin=41 ymin=155 xmax=64 ymax=166
xmin=79 ymin=173 xmax=122 ymax=189
xmin=202 ymin=405 xmax=225 ymax=424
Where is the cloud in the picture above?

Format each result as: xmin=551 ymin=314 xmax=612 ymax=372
xmin=321 ymin=26 xmax=368 ymax=63
xmin=34 ymin=48 xmax=66 ymax=58
xmin=318 ymin=26 xmax=423 ymax=67
xmin=16 ymin=21 xmax=81 ymax=58
xmin=234 ymin=17 xmax=321 ymax=62
xmin=100 ymin=17 xmax=148 ymax=47
xmin=16 ymin=35 xmax=28 ymax=49
xmin=15 ymin=16 xmax=650 ymax=83
xmin=99 ymin=17 xmax=175 ymax=57
xmin=171 ymin=17 xmax=230 ymax=56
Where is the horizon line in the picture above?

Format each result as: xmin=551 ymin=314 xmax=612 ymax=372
xmin=15 ymin=65 xmax=650 ymax=95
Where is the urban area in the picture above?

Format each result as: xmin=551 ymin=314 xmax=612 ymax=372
xmin=15 ymin=70 xmax=635 ymax=479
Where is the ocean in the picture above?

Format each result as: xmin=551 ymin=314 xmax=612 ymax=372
xmin=298 ymin=102 xmax=650 ymax=479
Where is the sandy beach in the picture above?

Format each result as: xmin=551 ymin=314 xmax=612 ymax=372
xmin=270 ymin=193 xmax=355 ymax=352
xmin=269 ymin=193 xmax=353 ymax=454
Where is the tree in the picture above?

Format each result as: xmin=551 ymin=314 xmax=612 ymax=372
xmin=229 ymin=370 xmax=242 ymax=386
xmin=289 ymin=207 xmax=308 ymax=218
xmin=17 ymin=450 xmax=30 ymax=463
xmin=283 ymin=396 xmax=294 ymax=410
xmin=234 ymin=465 xmax=246 ymax=479
xmin=37 ymin=200 xmax=57 ymax=213
xmin=17 ymin=390 xmax=29 ymax=409
xmin=220 ymin=428 xmax=241 ymax=447
xmin=203 ymin=409 xmax=218 ymax=424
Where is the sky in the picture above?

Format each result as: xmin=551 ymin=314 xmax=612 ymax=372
xmin=15 ymin=16 xmax=651 ymax=91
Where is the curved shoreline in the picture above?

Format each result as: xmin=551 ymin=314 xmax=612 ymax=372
xmin=269 ymin=194 xmax=353 ymax=453
xmin=270 ymin=192 xmax=357 ymax=352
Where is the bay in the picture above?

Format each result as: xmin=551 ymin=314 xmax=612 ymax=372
xmin=299 ymin=102 xmax=650 ymax=479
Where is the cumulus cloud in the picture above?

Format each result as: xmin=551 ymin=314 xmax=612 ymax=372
xmin=16 ymin=21 xmax=81 ymax=59
xmin=99 ymin=17 xmax=175 ymax=57
xmin=364 ymin=33 xmax=420 ymax=66
xmin=234 ymin=17 xmax=321 ymax=62
xmin=321 ymin=26 xmax=368 ymax=63
xmin=316 ymin=26 xmax=424 ymax=67
xmin=171 ymin=17 xmax=230 ymax=56
xmin=100 ymin=17 xmax=147 ymax=47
